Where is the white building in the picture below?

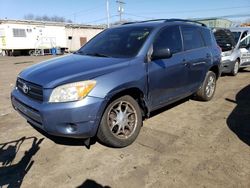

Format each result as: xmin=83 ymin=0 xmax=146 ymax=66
xmin=0 ymin=19 xmax=104 ymax=56
xmin=66 ymin=24 xmax=103 ymax=52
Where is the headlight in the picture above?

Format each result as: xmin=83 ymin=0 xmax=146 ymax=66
xmin=221 ymin=51 xmax=232 ymax=57
xmin=49 ymin=80 xmax=96 ymax=103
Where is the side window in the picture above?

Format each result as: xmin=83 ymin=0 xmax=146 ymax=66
xmin=153 ymin=26 xmax=182 ymax=54
xmin=13 ymin=28 xmax=26 ymax=37
xmin=240 ymin=35 xmax=250 ymax=48
xmin=181 ymin=26 xmax=205 ymax=50
xmin=201 ymin=28 xmax=212 ymax=46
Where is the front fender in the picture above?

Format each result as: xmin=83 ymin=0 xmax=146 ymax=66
xmin=89 ymin=58 xmax=147 ymax=99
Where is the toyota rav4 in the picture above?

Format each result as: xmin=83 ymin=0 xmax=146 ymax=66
xmin=11 ymin=19 xmax=221 ymax=147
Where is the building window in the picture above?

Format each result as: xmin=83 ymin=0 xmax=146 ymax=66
xmin=68 ymin=36 xmax=72 ymax=40
xmin=13 ymin=29 xmax=26 ymax=37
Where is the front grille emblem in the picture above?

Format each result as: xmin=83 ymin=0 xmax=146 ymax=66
xmin=22 ymin=83 xmax=29 ymax=94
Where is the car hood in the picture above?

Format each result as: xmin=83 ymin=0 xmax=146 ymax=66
xmin=213 ymin=28 xmax=236 ymax=52
xmin=19 ymin=54 xmax=131 ymax=88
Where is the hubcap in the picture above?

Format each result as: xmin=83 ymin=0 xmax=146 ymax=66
xmin=107 ymin=101 xmax=137 ymax=139
xmin=234 ymin=61 xmax=239 ymax=74
xmin=205 ymin=75 xmax=215 ymax=98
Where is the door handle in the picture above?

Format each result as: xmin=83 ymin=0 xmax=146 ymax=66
xmin=182 ymin=60 xmax=190 ymax=68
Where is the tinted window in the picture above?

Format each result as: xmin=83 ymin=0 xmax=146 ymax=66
xmin=232 ymin=32 xmax=241 ymax=43
xmin=201 ymin=28 xmax=212 ymax=46
xmin=182 ymin=26 xmax=205 ymax=50
xmin=78 ymin=26 xmax=152 ymax=58
xmin=240 ymin=35 xmax=250 ymax=47
xmin=153 ymin=26 xmax=182 ymax=54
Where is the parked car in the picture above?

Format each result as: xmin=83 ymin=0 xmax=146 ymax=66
xmin=214 ymin=27 xmax=250 ymax=76
xmin=230 ymin=27 xmax=250 ymax=71
xmin=11 ymin=19 xmax=221 ymax=148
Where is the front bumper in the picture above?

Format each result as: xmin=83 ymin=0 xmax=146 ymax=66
xmin=220 ymin=59 xmax=235 ymax=73
xmin=11 ymin=88 xmax=106 ymax=139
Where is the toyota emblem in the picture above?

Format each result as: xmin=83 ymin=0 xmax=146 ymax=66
xmin=22 ymin=83 xmax=29 ymax=94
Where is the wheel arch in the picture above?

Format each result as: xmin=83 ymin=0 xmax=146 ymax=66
xmin=105 ymin=87 xmax=149 ymax=118
xmin=209 ymin=65 xmax=220 ymax=79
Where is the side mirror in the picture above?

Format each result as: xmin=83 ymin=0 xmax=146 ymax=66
xmin=151 ymin=48 xmax=172 ymax=60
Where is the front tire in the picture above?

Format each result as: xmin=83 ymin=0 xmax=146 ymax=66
xmin=97 ymin=95 xmax=142 ymax=148
xmin=195 ymin=71 xmax=217 ymax=101
xmin=231 ymin=59 xmax=239 ymax=76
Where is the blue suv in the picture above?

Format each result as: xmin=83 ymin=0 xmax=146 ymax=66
xmin=11 ymin=19 xmax=221 ymax=147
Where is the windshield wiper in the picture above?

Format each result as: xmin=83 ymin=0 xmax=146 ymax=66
xmin=74 ymin=51 xmax=112 ymax=58
xmin=84 ymin=53 xmax=111 ymax=58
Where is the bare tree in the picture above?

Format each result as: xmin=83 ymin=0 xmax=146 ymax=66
xmin=24 ymin=14 xmax=72 ymax=23
xmin=24 ymin=14 xmax=35 ymax=20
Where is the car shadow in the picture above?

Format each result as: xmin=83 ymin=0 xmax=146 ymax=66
xmin=29 ymin=123 xmax=97 ymax=148
xmin=0 ymin=136 xmax=44 ymax=187
xmin=76 ymin=179 xmax=111 ymax=188
xmin=149 ymin=97 xmax=190 ymax=118
xmin=239 ymin=68 xmax=250 ymax=73
xmin=226 ymin=84 xmax=250 ymax=146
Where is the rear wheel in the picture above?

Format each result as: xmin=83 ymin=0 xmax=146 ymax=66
xmin=195 ymin=71 xmax=216 ymax=101
xmin=231 ymin=59 xmax=239 ymax=76
xmin=97 ymin=95 xmax=142 ymax=148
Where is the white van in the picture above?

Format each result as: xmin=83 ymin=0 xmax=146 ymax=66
xmin=214 ymin=27 xmax=250 ymax=76
xmin=227 ymin=27 xmax=250 ymax=75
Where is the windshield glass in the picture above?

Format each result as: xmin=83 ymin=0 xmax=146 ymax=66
xmin=232 ymin=32 xmax=241 ymax=44
xmin=77 ymin=26 xmax=153 ymax=58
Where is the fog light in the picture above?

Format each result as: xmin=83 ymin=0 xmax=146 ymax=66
xmin=67 ymin=123 xmax=77 ymax=132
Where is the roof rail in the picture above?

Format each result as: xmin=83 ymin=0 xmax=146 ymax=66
xmin=122 ymin=18 xmax=207 ymax=27
xmin=164 ymin=19 xmax=207 ymax=27
xmin=122 ymin=19 xmax=167 ymax=25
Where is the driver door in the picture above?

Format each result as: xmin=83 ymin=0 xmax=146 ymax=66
xmin=240 ymin=34 xmax=250 ymax=66
xmin=147 ymin=26 xmax=188 ymax=109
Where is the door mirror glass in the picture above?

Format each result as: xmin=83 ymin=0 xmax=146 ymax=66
xmin=151 ymin=48 xmax=172 ymax=60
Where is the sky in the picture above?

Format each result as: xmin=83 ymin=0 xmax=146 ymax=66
xmin=0 ymin=0 xmax=250 ymax=24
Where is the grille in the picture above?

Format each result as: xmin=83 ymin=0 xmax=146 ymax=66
xmin=16 ymin=78 xmax=43 ymax=101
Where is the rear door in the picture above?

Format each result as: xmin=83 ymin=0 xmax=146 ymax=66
xmin=148 ymin=26 xmax=188 ymax=109
xmin=180 ymin=25 xmax=211 ymax=92
xmin=239 ymin=34 xmax=250 ymax=66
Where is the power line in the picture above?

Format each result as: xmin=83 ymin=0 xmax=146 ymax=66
xmin=128 ymin=5 xmax=250 ymax=15
xmin=66 ymin=3 xmax=106 ymax=17
xmin=84 ymin=15 xmax=118 ymax=24
xmin=124 ymin=13 xmax=155 ymax=20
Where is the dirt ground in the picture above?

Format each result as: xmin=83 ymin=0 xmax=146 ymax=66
xmin=0 ymin=56 xmax=249 ymax=188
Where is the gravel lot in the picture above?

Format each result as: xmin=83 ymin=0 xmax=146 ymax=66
xmin=0 ymin=56 xmax=249 ymax=188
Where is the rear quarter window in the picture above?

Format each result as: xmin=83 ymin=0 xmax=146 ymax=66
xmin=201 ymin=28 xmax=212 ymax=46
xmin=181 ymin=26 xmax=205 ymax=51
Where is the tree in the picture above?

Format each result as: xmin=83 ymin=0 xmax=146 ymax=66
xmin=24 ymin=14 xmax=72 ymax=23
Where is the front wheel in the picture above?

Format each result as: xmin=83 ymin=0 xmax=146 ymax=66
xmin=195 ymin=71 xmax=217 ymax=101
xmin=97 ymin=95 xmax=142 ymax=148
xmin=231 ymin=59 xmax=239 ymax=76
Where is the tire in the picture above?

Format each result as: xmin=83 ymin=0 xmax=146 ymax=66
xmin=195 ymin=71 xmax=217 ymax=101
xmin=97 ymin=95 xmax=142 ymax=148
xmin=231 ymin=59 xmax=239 ymax=76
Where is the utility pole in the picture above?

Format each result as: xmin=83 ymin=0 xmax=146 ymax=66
xmin=106 ymin=0 xmax=110 ymax=28
xmin=116 ymin=0 xmax=125 ymax=23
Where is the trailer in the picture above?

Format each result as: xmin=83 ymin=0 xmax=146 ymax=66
xmin=0 ymin=19 xmax=67 ymax=56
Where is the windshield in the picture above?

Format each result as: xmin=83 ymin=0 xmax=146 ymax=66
xmin=77 ymin=26 xmax=153 ymax=58
xmin=232 ymin=32 xmax=241 ymax=44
